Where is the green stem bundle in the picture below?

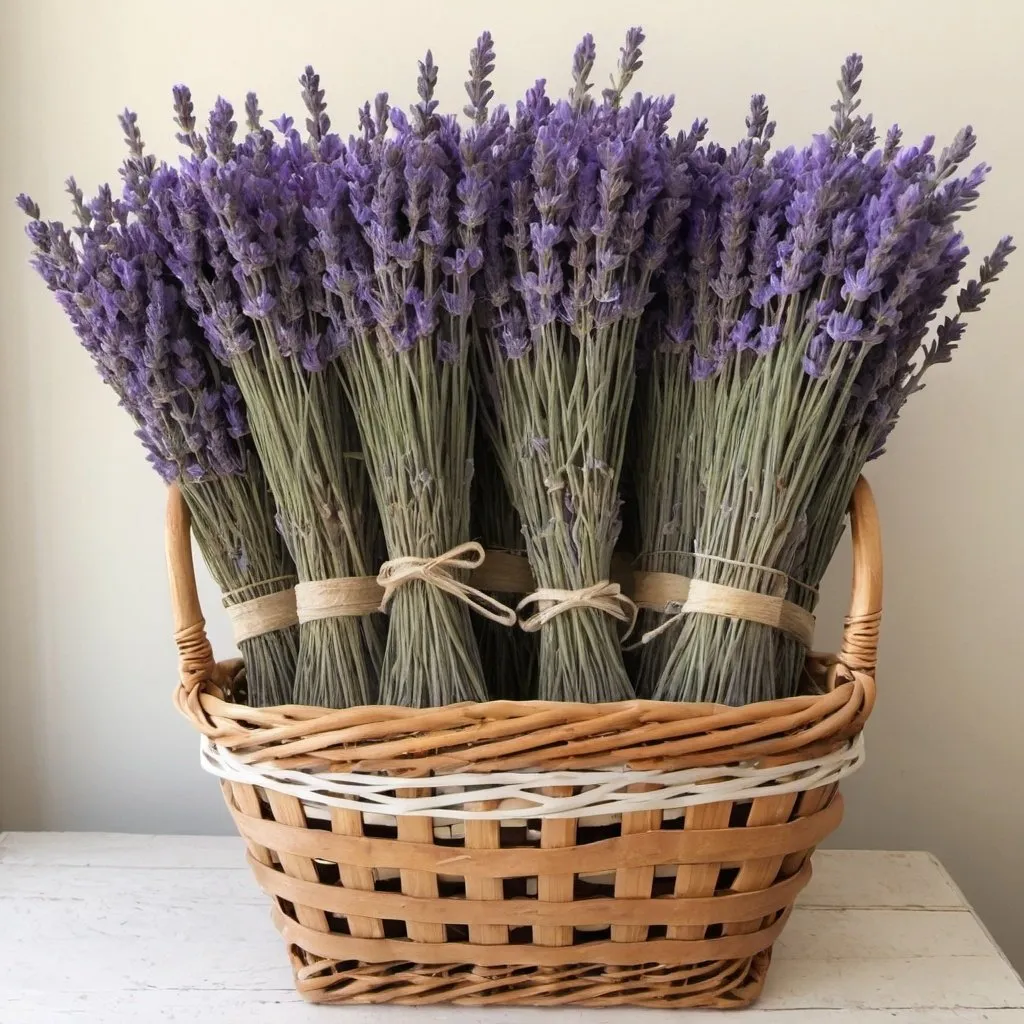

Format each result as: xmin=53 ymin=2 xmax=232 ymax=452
xmin=180 ymin=460 xmax=298 ymax=707
xmin=230 ymin=333 xmax=382 ymax=709
xmin=342 ymin=336 xmax=488 ymax=707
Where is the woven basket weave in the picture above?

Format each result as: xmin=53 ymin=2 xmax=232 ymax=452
xmin=169 ymin=477 xmax=882 ymax=1009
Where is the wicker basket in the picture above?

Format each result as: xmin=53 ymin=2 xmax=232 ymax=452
xmin=168 ymin=477 xmax=882 ymax=1009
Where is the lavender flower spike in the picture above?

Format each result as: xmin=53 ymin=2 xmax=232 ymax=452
xmin=603 ymin=26 xmax=645 ymax=108
xmin=569 ymin=33 xmax=597 ymax=111
xmin=464 ymin=31 xmax=496 ymax=125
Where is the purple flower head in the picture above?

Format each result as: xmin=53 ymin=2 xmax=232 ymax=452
xmin=730 ymin=309 xmax=759 ymax=351
xmin=830 ymin=54 xmax=876 ymax=156
xmin=602 ymin=26 xmax=645 ymax=108
xmin=172 ymin=85 xmax=207 ymax=158
xmin=206 ymin=98 xmax=237 ymax=164
xmin=569 ymin=34 xmax=597 ymax=112
xmin=299 ymin=66 xmax=330 ymax=145
xmin=753 ymin=323 xmax=781 ymax=355
xmin=20 ymin=184 xmax=254 ymax=483
xmin=499 ymin=311 xmax=530 ymax=359
xmin=691 ymin=348 xmax=722 ymax=381
xmin=244 ymin=92 xmax=263 ymax=133
xmin=16 ymin=193 xmax=40 ymax=219
xmin=464 ymin=31 xmax=496 ymax=126
xmin=824 ymin=310 xmax=863 ymax=344
xmin=802 ymin=330 xmax=831 ymax=377
xmin=412 ymin=50 xmax=440 ymax=135
xmin=842 ymin=265 xmax=882 ymax=303
xmin=272 ymin=113 xmax=294 ymax=136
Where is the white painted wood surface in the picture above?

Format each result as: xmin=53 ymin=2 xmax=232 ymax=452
xmin=1 ymin=833 xmax=1021 ymax=1022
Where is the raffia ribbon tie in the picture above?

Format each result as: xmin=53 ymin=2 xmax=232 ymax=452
xmin=295 ymin=576 xmax=385 ymax=624
xmin=637 ymin=577 xmax=815 ymax=648
xmin=222 ymin=582 xmax=299 ymax=644
xmin=376 ymin=542 xmax=517 ymax=626
xmin=516 ymin=581 xmax=639 ymax=639
xmin=224 ymin=588 xmax=298 ymax=643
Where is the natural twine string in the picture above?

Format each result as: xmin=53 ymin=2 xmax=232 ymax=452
xmin=295 ymin=577 xmax=385 ymax=624
xmin=377 ymin=542 xmax=517 ymax=626
xmin=223 ymin=587 xmax=299 ymax=643
xmin=636 ymin=550 xmax=819 ymax=598
xmin=634 ymin=576 xmax=815 ymax=648
xmin=517 ymin=581 xmax=639 ymax=638
xmin=248 ymin=549 xmax=812 ymax=645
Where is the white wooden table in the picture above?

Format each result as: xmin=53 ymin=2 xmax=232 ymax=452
xmin=1 ymin=833 xmax=1022 ymax=1022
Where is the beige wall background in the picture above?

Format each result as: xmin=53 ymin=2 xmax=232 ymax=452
xmin=1 ymin=0 xmax=1021 ymax=969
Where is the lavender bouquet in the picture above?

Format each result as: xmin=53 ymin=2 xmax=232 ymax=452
xmin=305 ymin=56 xmax=517 ymax=707
xmin=475 ymin=31 xmax=687 ymax=702
xmin=150 ymin=83 xmax=383 ymax=709
xmin=638 ymin=57 xmax=1013 ymax=705
xmin=17 ymin=128 xmax=299 ymax=707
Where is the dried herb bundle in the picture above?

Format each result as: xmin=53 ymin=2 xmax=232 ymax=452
xmin=475 ymin=31 xmax=685 ymax=702
xmin=151 ymin=85 xmax=382 ymax=709
xmin=306 ymin=58 xmax=503 ymax=706
xmin=639 ymin=58 xmax=1013 ymax=705
xmin=18 ymin=143 xmax=298 ymax=706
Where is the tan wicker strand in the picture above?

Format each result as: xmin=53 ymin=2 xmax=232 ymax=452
xmin=229 ymin=795 xmax=844 ymax=875
xmin=534 ymin=787 xmax=577 ymax=947
xmin=271 ymin=904 xmax=793 ymax=967
xmin=246 ymin=853 xmax=811 ymax=927
xmin=263 ymin=790 xmax=332 ymax=936
xmin=396 ymin=790 xmax=446 ymax=944
xmin=778 ymin=782 xmax=837 ymax=880
xmin=611 ymin=783 xmax=662 ymax=942
xmin=668 ymin=800 xmax=734 ymax=941
xmin=180 ymin=680 xmax=870 ymax=774
xmin=330 ymin=808 xmax=384 ymax=939
xmin=462 ymin=804 xmax=509 ymax=946
xmin=291 ymin=953 xmax=769 ymax=1008
xmin=722 ymin=793 xmax=800 ymax=938
xmin=222 ymin=781 xmax=275 ymax=869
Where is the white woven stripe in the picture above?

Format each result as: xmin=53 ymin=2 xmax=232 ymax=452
xmin=199 ymin=732 xmax=864 ymax=820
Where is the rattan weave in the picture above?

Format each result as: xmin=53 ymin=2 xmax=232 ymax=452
xmin=169 ymin=477 xmax=882 ymax=1008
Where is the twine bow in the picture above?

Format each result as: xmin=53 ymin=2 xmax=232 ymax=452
xmin=377 ymin=541 xmax=517 ymax=626
xmin=516 ymin=581 xmax=639 ymax=638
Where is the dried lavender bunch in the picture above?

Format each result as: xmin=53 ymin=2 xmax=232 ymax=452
xmin=464 ymin=33 xmax=537 ymax=701
xmin=306 ymin=56 xmax=498 ymax=706
xmin=643 ymin=57 xmax=1012 ymax=705
xmin=475 ymin=31 xmax=681 ymax=702
xmin=151 ymin=83 xmax=382 ymax=709
xmin=17 ymin=157 xmax=298 ymax=707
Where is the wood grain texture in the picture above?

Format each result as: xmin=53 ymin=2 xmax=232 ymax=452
xmin=533 ymin=786 xmax=576 ymax=947
xmin=463 ymin=802 xmax=509 ymax=945
xmin=395 ymin=790 xmax=445 ymax=943
xmin=331 ymin=808 xmax=384 ymax=939
xmin=611 ymin=784 xmax=662 ymax=942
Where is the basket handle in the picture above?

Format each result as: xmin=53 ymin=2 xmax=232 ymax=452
xmin=166 ymin=483 xmax=219 ymax=693
xmin=840 ymin=475 xmax=883 ymax=675
xmin=164 ymin=476 xmax=883 ymax=694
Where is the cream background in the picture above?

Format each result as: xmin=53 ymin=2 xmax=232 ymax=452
xmin=1 ymin=0 xmax=1021 ymax=970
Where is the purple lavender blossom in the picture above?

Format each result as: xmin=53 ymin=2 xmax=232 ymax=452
xmin=18 ymin=185 xmax=251 ymax=483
